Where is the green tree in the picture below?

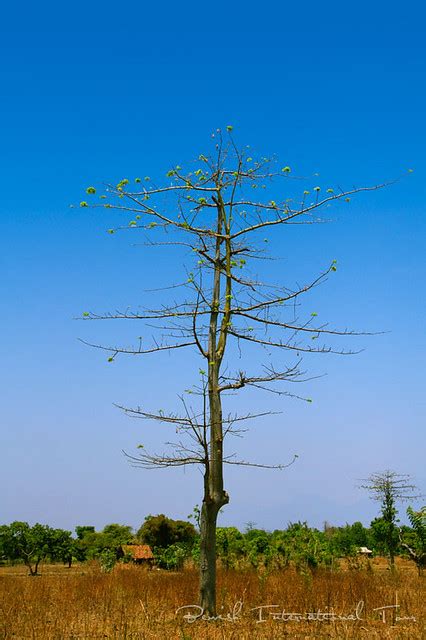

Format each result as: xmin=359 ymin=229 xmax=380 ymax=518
xmin=73 ymin=524 xmax=133 ymax=561
xmin=326 ymin=521 xmax=371 ymax=557
xmin=82 ymin=130 xmax=388 ymax=614
xmin=152 ymin=543 xmax=189 ymax=570
xmin=244 ymin=528 xmax=271 ymax=567
xmin=216 ymin=527 xmax=244 ymax=569
xmin=98 ymin=548 xmax=117 ymax=573
xmin=74 ymin=526 xmax=97 ymax=561
xmin=75 ymin=525 xmax=95 ymax=540
xmin=49 ymin=528 xmax=74 ymax=567
xmin=137 ymin=514 xmax=196 ymax=548
xmin=102 ymin=523 xmax=134 ymax=544
xmin=360 ymin=470 xmax=420 ymax=568
xmin=0 ymin=522 xmax=71 ymax=575
xmin=278 ymin=522 xmax=335 ymax=571
xmin=400 ymin=506 xmax=426 ymax=575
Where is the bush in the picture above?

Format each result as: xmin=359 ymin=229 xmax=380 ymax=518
xmin=99 ymin=549 xmax=117 ymax=573
xmin=137 ymin=515 xmax=196 ymax=549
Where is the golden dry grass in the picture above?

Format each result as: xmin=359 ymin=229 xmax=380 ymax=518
xmin=0 ymin=561 xmax=424 ymax=639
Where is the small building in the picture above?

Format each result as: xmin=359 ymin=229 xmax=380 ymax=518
xmin=358 ymin=546 xmax=373 ymax=557
xmin=118 ymin=544 xmax=154 ymax=566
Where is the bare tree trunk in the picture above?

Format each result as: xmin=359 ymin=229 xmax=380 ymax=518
xmin=199 ymin=500 xmax=219 ymax=614
xmin=199 ymin=202 xmax=230 ymax=615
xmin=199 ymin=380 xmax=229 ymax=614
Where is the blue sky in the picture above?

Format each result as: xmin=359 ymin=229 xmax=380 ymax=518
xmin=1 ymin=1 xmax=425 ymax=533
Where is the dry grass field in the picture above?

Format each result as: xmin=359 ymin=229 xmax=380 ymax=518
xmin=0 ymin=560 xmax=424 ymax=639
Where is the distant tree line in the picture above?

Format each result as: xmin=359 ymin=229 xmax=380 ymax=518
xmin=1 ymin=508 xmax=424 ymax=575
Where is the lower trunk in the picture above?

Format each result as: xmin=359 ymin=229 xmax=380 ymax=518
xmin=199 ymin=500 xmax=219 ymax=616
xmin=27 ymin=561 xmax=39 ymax=576
xmin=199 ymin=488 xmax=229 ymax=616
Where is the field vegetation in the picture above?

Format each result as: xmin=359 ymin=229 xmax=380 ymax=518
xmin=0 ymin=560 xmax=424 ymax=639
xmin=2 ymin=510 xmax=424 ymax=637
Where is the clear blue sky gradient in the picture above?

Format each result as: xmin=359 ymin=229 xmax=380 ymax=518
xmin=1 ymin=1 xmax=425 ymax=532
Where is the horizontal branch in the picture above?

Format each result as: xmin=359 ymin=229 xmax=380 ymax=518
xmin=223 ymin=453 xmax=299 ymax=470
xmin=230 ymin=183 xmax=392 ymax=239
xmin=219 ymin=364 xmax=301 ymax=392
xmin=232 ymin=267 xmax=331 ymax=314
xmin=228 ymin=329 xmax=361 ymax=355
xmin=78 ymin=337 xmax=196 ymax=356
xmin=115 ymin=403 xmax=195 ymax=427
xmin=234 ymin=311 xmax=382 ymax=337
xmin=123 ymin=449 xmax=205 ymax=469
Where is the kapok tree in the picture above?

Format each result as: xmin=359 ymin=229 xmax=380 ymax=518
xmin=360 ymin=470 xmax=421 ymax=568
xmin=81 ymin=128 xmax=387 ymax=614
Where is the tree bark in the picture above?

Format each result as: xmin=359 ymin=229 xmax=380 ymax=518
xmin=199 ymin=500 xmax=219 ymax=614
